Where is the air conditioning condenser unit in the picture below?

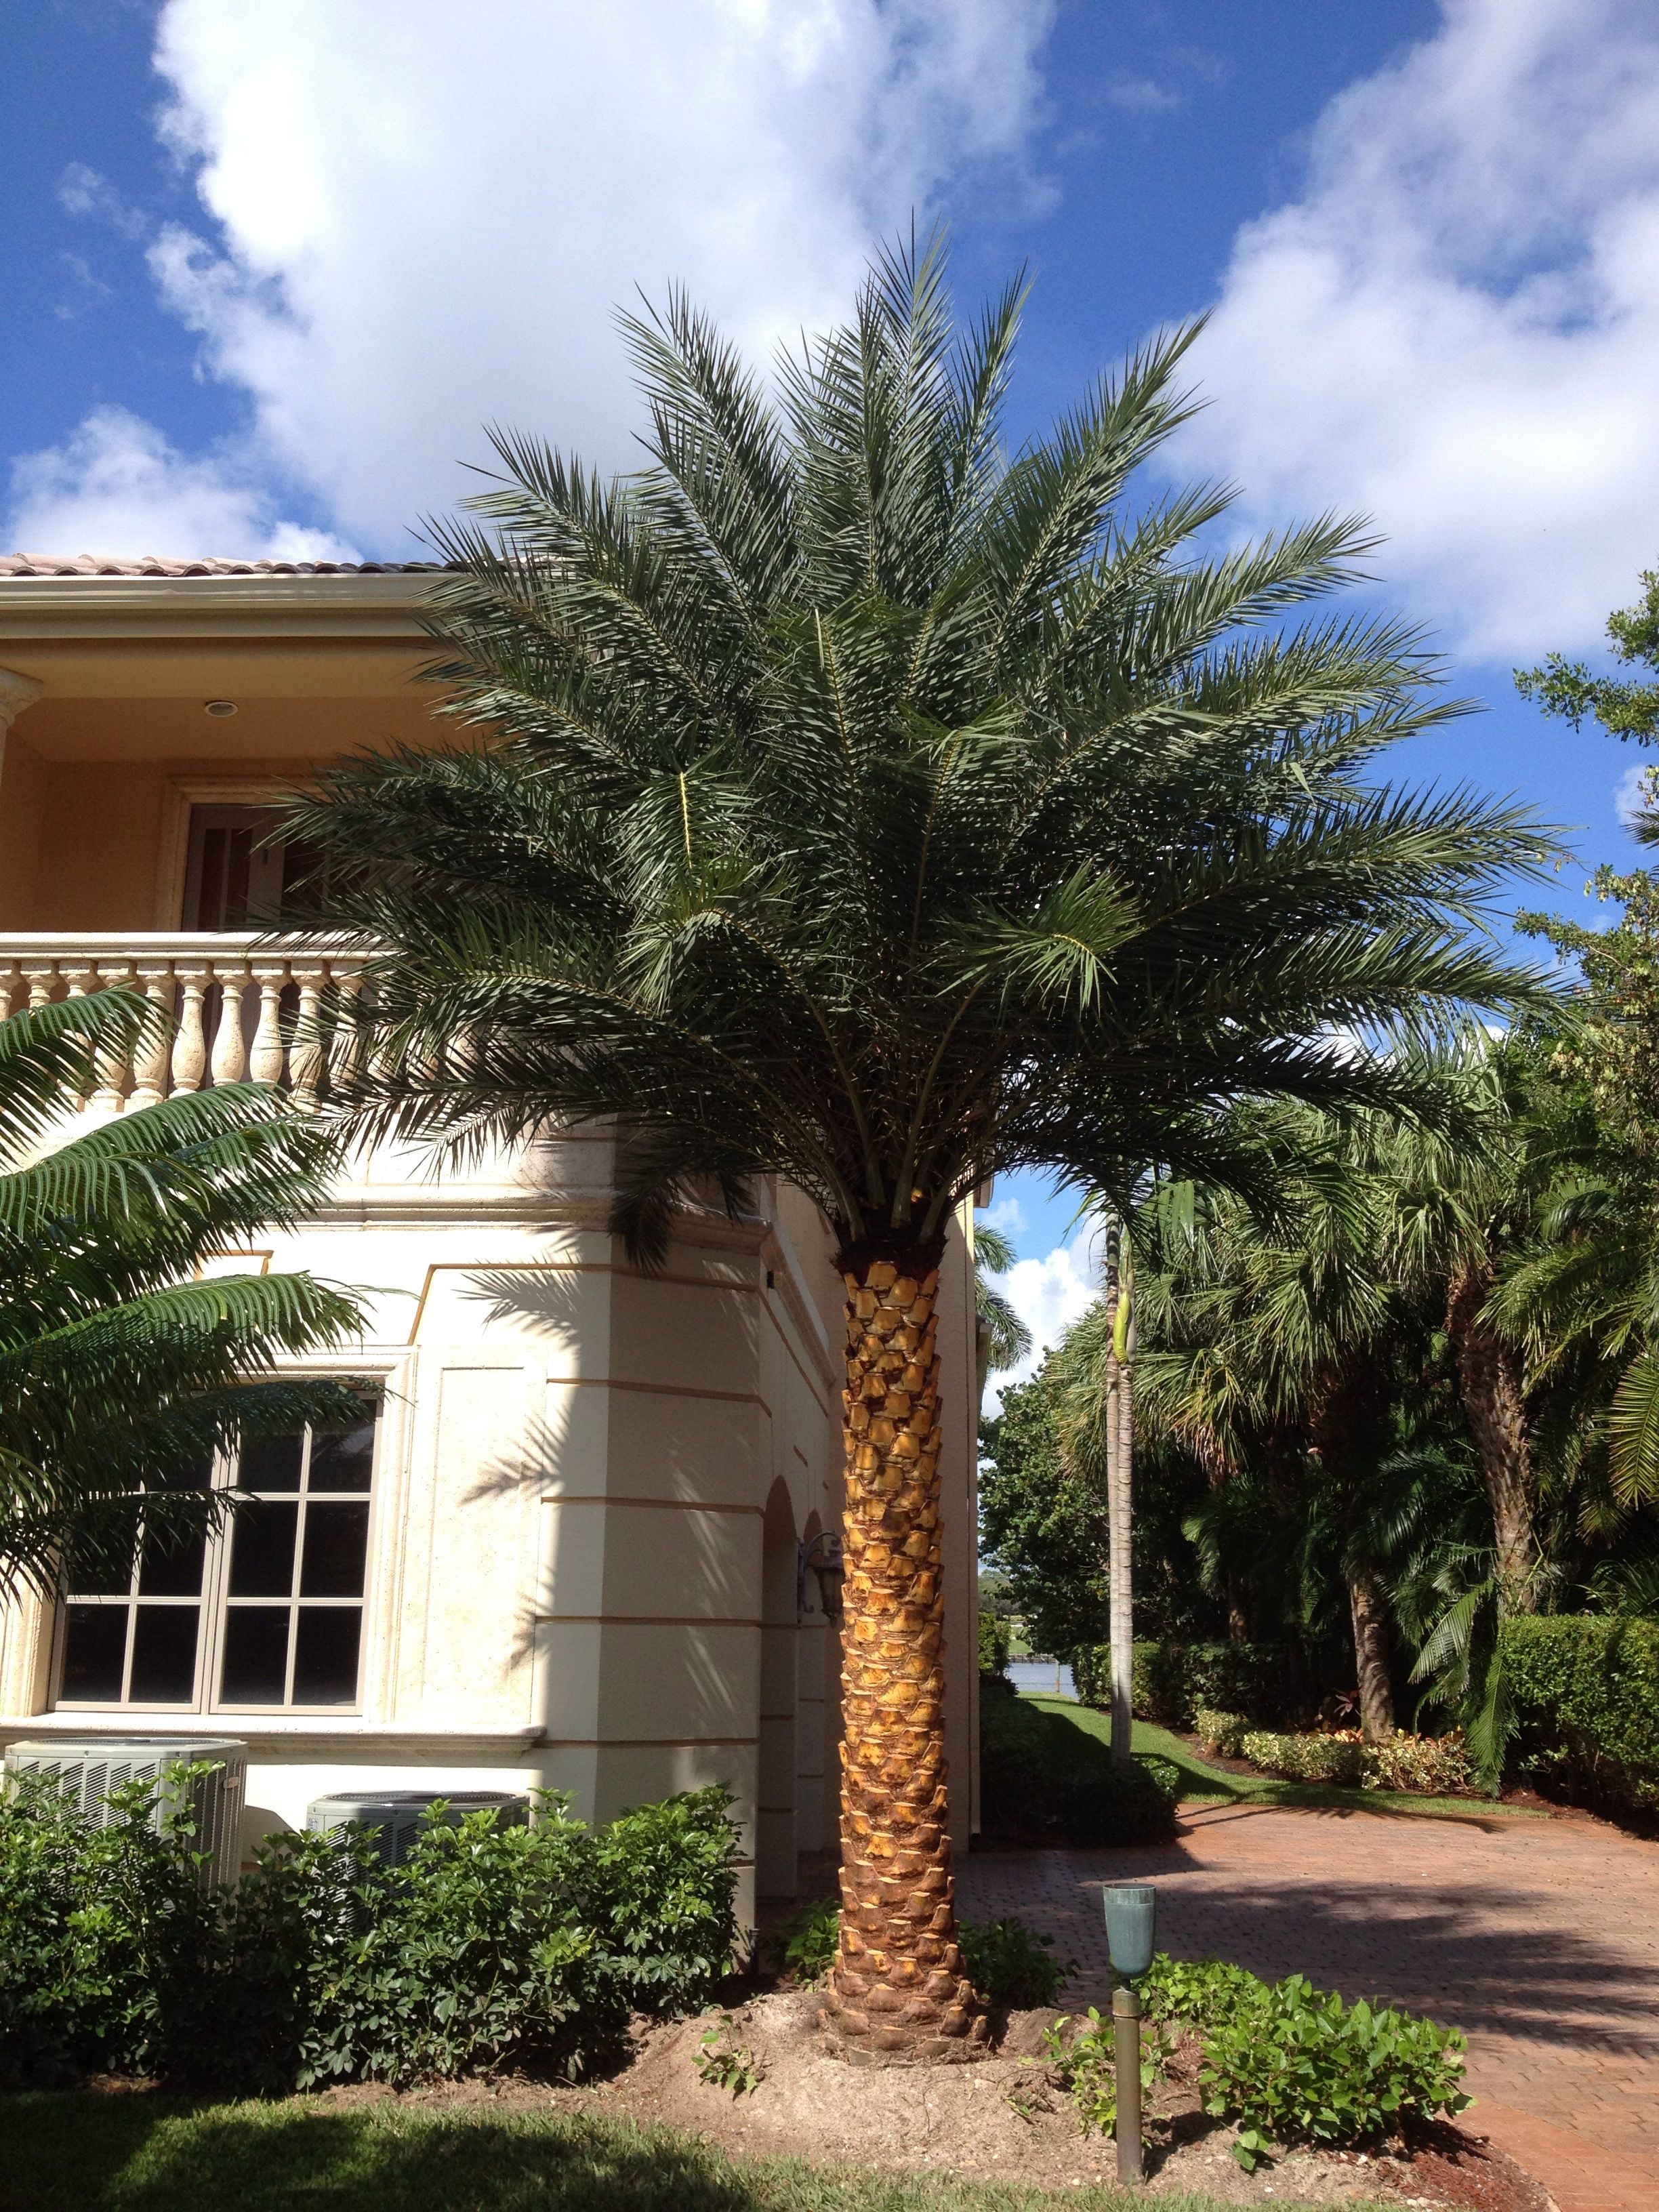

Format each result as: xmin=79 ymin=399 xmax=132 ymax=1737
xmin=3 ymin=1736 xmax=247 ymax=1888
xmin=306 ymin=1788 xmax=529 ymax=1866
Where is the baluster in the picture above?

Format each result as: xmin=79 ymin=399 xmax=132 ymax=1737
xmin=171 ymin=966 xmax=210 ymax=1094
xmin=0 ymin=964 xmax=22 ymax=1021
xmin=249 ymin=962 xmax=288 ymax=1087
xmin=127 ymin=961 xmax=177 ymax=1110
xmin=211 ymin=964 xmax=251 ymax=1086
xmin=22 ymin=961 xmax=56 ymax=1010
xmin=59 ymin=960 xmax=98 ymax=1107
xmin=329 ymin=967 xmax=365 ymax=1095
xmin=288 ymin=962 xmax=327 ymax=1110
xmin=89 ymin=962 xmax=136 ymax=1111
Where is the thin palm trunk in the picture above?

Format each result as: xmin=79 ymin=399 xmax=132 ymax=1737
xmin=823 ymin=1256 xmax=985 ymax=2060
xmin=1311 ymin=1368 xmax=1396 ymax=1741
xmin=1446 ymin=1252 xmax=1540 ymax=1612
xmin=1108 ymin=1287 xmax=1136 ymax=1767
xmin=1347 ymin=1570 xmax=1395 ymax=1742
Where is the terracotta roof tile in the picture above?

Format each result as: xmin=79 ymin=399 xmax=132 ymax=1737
xmin=0 ymin=555 xmax=455 ymax=578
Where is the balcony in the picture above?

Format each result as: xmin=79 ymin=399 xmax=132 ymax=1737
xmin=0 ymin=933 xmax=367 ymax=1113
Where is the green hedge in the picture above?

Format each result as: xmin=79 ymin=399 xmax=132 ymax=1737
xmin=1073 ymin=1641 xmax=1286 ymax=1728
xmin=979 ymin=1683 xmax=1179 ymax=1845
xmin=1503 ymin=1614 xmax=1659 ymax=1814
xmin=978 ymin=1610 xmax=1012 ymax=1678
xmin=0 ymin=1769 xmax=739 ymax=2093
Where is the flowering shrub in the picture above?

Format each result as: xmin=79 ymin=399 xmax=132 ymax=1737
xmin=1193 ymin=1708 xmax=1249 ymax=1757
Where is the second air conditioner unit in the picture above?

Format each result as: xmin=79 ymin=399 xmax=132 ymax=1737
xmin=305 ymin=1788 xmax=530 ymax=1866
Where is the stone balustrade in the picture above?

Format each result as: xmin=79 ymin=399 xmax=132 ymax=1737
xmin=0 ymin=934 xmax=369 ymax=1113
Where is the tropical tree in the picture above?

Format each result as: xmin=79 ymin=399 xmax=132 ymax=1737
xmin=282 ymin=243 xmax=1552 ymax=2057
xmin=971 ymin=1220 xmax=1031 ymax=1404
xmin=1 ymin=994 xmax=368 ymax=1593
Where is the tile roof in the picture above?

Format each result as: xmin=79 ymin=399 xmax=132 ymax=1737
xmin=0 ymin=555 xmax=453 ymax=578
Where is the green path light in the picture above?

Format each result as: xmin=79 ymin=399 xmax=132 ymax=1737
xmin=1103 ymin=1884 xmax=1157 ymax=2184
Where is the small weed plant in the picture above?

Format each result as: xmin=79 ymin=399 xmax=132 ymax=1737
xmin=771 ymin=1898 xmax=840 ymax=1986
xmin=957 ymin=1917 xmax=1071 ymax=2009
xmin=694 ymin=2016 xmax=763 ymax=2097
xmin=1038 ymin=2007 xmax=1161 ymax=2135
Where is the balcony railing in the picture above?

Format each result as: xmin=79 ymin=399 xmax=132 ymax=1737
xmin=0 ymin=934 xmax=368 ymax=1113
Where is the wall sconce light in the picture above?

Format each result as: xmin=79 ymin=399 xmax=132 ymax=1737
xmin=796 ymin=1530 xmax=845 ymax=1622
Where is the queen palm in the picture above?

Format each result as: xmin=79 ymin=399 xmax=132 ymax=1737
xmin=1 ymin=993 xmax=367 ymax=1594
xmin=283 ymin=243 xmax=1551 ymax=2057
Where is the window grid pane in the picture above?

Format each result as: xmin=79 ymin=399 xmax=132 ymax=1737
xmin=57 ymin=1412 xmax=375 ymax=1715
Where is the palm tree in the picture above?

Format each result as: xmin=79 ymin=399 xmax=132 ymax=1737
xmin=1048 ymin=1214 xmax=1137 ymax=1764
xmin=282 ymin=243 xmax=1552 ymax=2057
xmin=971 ymin=1221 xmax=1031 ymax=1405
xmin=1 ymin=994 xmax=367 ymax=1593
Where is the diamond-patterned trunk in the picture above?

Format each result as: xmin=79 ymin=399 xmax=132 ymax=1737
xmin=821 ymin=1256 xmax=987 ymax=2061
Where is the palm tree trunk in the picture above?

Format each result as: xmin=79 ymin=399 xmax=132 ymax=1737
xmin=1347 ymin=1570 xmax=1395 ymax=1742
xmin=1108 ymin=1298 xmax=1136 ymax=1767
xmin=823 ymin=1255 xmax=985 ymax=2062
xmin=1445 ymin=1253 xmax=1540 ymax=1612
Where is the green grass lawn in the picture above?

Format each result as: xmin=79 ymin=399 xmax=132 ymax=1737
xmin=0 ymin=2093 xmax=1348 ymax=2212
xmin=1020 ymin=1694 xmax=1544 ymax=1822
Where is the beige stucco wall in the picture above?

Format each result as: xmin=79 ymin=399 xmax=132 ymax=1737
xmin=0 ymin=580 xmax=984 ymax=1925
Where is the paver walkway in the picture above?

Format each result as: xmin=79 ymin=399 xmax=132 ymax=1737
xmin=958 ymin=1801 xmax=1659 ymax=2212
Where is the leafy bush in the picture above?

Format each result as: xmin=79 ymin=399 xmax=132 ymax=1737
xmin=0 ymin=1775 xmax=739 ymax=2092
xmin=1503 ymin=1614 xmax=1659 ymax=1815
xmin=957 ymin=1917 xmax=1070 ymax=2009
xmin=1046 ymin=1952 xmax=1469 ymax=2165
xmin=1040 ymin=2007 xmax=1159 ymax=2134
xmin=1141 ymin=1952 xmax=1261 ymax=2034
xmin=1361 ymin=1732 xmax=1472 ymax=1796
xmin=1193 ymin=1708 xmax=1249 ymax=1757
xmin=1074 ymin=1642 xmax=1287 ymax=1729
xmin=981 ymin=1690 xmax=1179 ymax=1843
xmin=771 ymin=1897 xmax=839 ymax=1985
xmin=1239 ymin=1729 xmax=1472 ymax=1795
xmin=1241 ymin=1730 xmax=1367 ymax=1786
xmin=1199 ymin=1973 xmax=1469 ymax=2166
xmin=979 ymin=1610 xmax=1012 ymax=1679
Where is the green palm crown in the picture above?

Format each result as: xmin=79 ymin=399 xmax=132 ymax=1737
xmin=283 ymin=242 xmax=1555 ymax=1270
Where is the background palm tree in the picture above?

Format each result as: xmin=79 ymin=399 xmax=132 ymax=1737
xmin=284 ymin=242 xmax=1552 ymax=2057
xmin=0 ymin=994 xmax=367 ymax=1594
xmin=971 ymin=1221 xmax=1031 ymax=1404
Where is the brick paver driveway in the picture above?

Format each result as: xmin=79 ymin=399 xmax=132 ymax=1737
xmin=958 ymin=1801 xmax=1659 ymax=2212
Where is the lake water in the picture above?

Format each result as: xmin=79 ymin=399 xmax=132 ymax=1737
xmin=1007 ymin=1659 xmax=1076 ymax=1698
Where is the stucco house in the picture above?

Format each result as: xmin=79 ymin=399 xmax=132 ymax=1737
xmin=0 ymin=556 xmax=982 ymax=1918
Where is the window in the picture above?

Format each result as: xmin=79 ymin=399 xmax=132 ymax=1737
xmin=56 ymin=1414 xmax=378 ymax=1713
xmin=182 ymin=805 xmax=323 ymax=931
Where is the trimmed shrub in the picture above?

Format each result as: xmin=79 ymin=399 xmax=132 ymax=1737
xmin=1242 ymin=1730 xmax=1367 ymax=1786
xmin=979 ymin=1610 xmax=1012 ymax=1679
xmin=1503 ymin=1614 xmax=1659 ymax=1815
xmin=980 ymin=1693 xmax=1179 ymax=1844
xmin=1193 ymin=1708 xmax=1249 ymax=1757
xmin=0 ymin=1774 xmax=739 ymax=2093
xmin=1073 ymin=1641 xmax=1287 ymax=1728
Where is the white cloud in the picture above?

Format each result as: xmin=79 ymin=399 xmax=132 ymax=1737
xmin=1615 ymin=758 xmax=1656 ymax=826
xmin=984 ymin=1229 xmax=1101 ymax=1411
xmin=1181 ymin=0 xmax=1659 ymax=660
xmin=57 ymin=162 xmax=148 ymax=240
xmin=113 ymin=0 xmax=1054 ymax=552
xmin=6 ymin=406 xmax=358 ymax=563
xmin=978 ymin=1193 xmax=1028 ymax=1238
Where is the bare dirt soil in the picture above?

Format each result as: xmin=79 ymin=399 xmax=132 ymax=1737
xmin=370 ymin=1992 xmax=1552 ymax=2212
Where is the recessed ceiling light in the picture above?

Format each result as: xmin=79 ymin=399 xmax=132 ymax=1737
xmin=204 ymin=700 xmax=238 ymax=716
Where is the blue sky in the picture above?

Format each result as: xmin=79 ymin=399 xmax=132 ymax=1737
xmin=5 ymin=0 xmax=1659 ymax=1366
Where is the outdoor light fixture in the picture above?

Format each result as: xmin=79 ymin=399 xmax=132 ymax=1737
xmin=1102 ymin=1883 xmax=1158 ymax=2185
xmin=796 ymin=1530 xmax=846 ymax=1622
